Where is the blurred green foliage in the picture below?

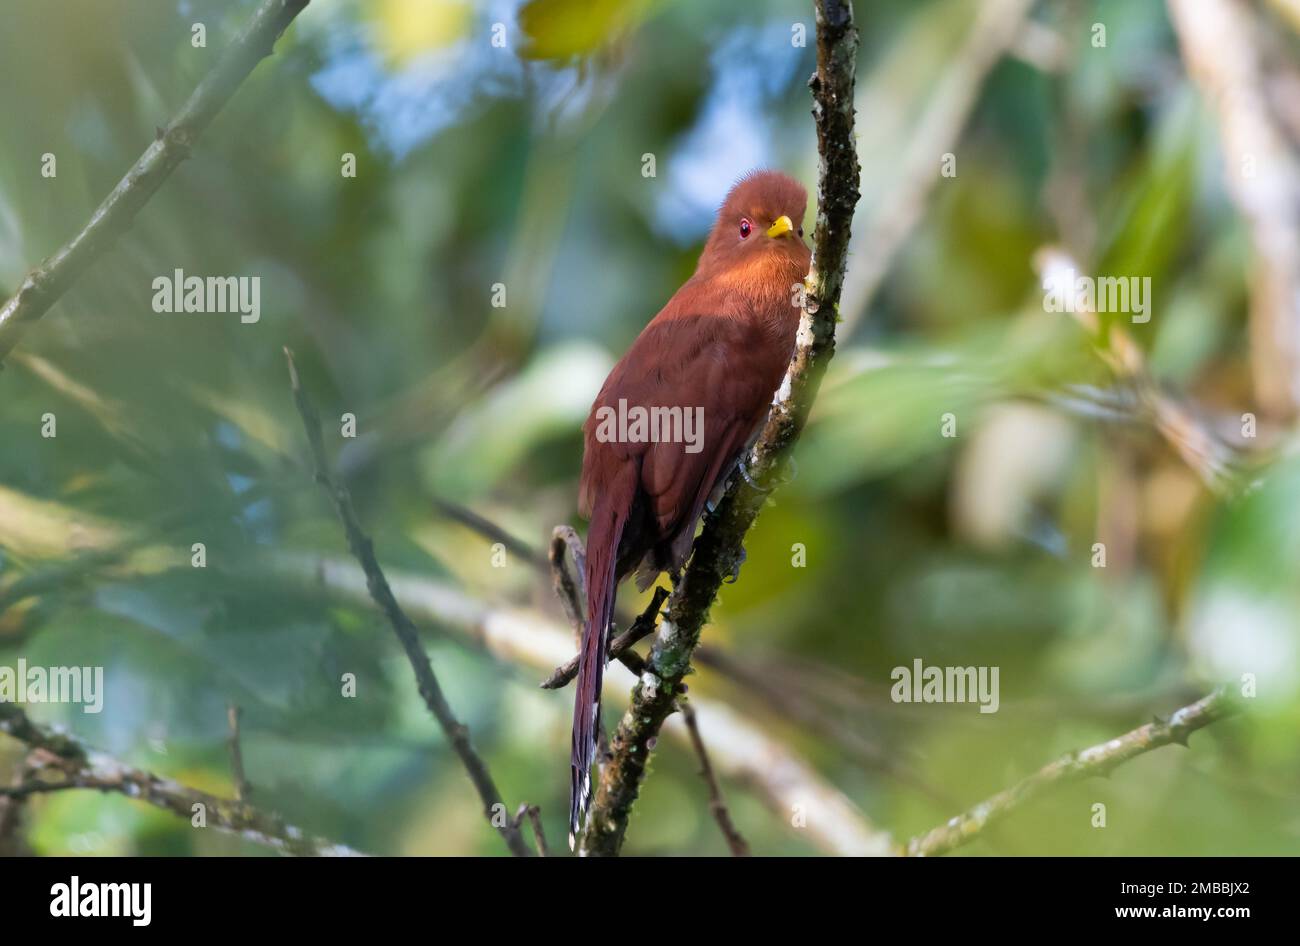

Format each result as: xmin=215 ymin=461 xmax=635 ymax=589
xmin=1 ymin=0 xmax=1297 ymax=856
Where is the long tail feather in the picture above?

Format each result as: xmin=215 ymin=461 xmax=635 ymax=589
xmin=569 ymin=465 xmax=636 ymax=849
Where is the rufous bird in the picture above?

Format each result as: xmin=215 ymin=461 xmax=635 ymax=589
xmin=570 ymin=170 xmax=811 ymax=846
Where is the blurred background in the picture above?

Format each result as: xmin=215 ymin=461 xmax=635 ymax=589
xmin=1 ymin=0 xmax=1298 ymax=856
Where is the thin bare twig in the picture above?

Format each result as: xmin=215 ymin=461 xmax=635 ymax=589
xmin=227 ymin=704 xmax=251 ymax=802
xmin=548 ymin=526 xmax=587 ymax=636
xmin=540 ymin=585 xmax=668 ymax=689
xmin=0 ymin=703 xmax=360 ymax=856
xmin=905 ymin=687 xmax=1241 ymax=856
xmin=513 ymin=803 xmax=550 ymax=857
xmin=680 ymin=700 xmax=750 ymax=856
xmin=435 ymin=498 xmax=547 ymax=569
xmin=284 ymin=347 xmax=531 ymax=857
xmin=0 ymin=0 xmax=312 ymax=363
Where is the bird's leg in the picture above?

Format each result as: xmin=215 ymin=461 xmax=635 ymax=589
xmin=705 ymin=459 xmax=738 ymax=514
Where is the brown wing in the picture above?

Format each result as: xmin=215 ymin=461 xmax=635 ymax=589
xmin=580 ymin=280 xmax=786 ymax=576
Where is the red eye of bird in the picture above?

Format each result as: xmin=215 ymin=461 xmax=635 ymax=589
xmin=739 ymin=218 xmax=752 ymax=239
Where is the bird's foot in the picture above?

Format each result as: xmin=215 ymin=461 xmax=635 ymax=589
xmin=723 ymin=545 xmax=748 ymax=584
xmin=738 ymin=457 xmax=772 ymax=493
xmin=739 ymin=455 xmax=799 ymax=493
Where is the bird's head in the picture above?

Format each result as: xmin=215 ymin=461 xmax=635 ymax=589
xmin=699 ymin=170 xmax=811 ymax=276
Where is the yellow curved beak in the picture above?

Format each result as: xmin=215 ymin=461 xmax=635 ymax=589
xmin=766 ymin=215 xmax=794 ymax=239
